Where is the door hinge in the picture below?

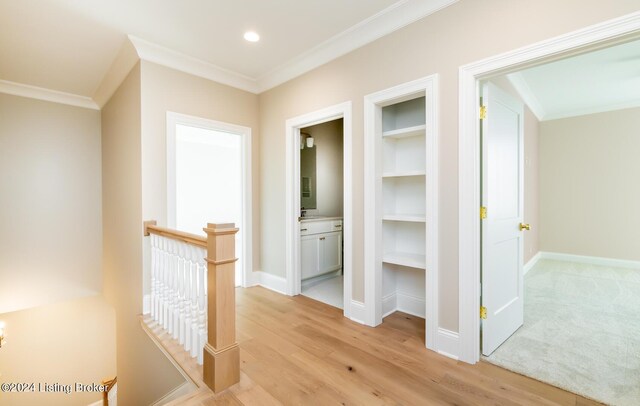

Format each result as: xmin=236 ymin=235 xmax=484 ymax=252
xmin=479 ymin=105 xmax=487 ymax=120
xmin=480 ymin=206 xmax=487 ymax=219
xmin=480 ymin=306 xmax=487 ymax=319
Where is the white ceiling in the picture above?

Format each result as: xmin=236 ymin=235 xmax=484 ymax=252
xmin=507 ymin=39 xmax=640 ymax=121
xmin=0 ymin=0 xmax=457 ymax=104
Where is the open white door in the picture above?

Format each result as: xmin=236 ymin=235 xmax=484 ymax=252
xmin=481 ymin=82 xmax=525 ymax=356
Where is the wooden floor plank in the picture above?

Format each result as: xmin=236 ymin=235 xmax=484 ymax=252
xmin=142 ymin=286 xmax=593 ymax=405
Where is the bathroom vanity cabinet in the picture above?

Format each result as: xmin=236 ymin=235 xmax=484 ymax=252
xmin=300 ymin=218 xmax=342 ymax=280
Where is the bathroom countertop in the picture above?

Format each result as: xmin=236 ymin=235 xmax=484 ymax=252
xmin=299 ymin=216 xmax=343 ymax=223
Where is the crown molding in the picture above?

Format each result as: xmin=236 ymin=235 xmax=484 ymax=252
xmin=506 ymin=72 xmax=546 ymax=120
xmin=506 ymin=71 xmax=640 ymax=122
xmin=118 ymin=0 xmax=459 ymax=95
xmin=2 ymin=0 xmax=460 ymax=105
xmin=255 ymin=0 xmax=459 ymax=92
xmin=543 ymin=98 xmax=640 ymax=121
xmin=128 ymin=35 xmax=258 ymax=94
xmin=0 ymin=79 xmax=99 ymax=110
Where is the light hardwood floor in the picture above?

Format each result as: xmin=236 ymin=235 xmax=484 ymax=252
xmin=142 ymin=286 xmax=602 ymax=405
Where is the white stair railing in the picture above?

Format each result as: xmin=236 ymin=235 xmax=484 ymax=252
xmin=145 ymin=222 xmax=207 ymax=364
xmin=143 ymin=221 xmax=240 ymax=393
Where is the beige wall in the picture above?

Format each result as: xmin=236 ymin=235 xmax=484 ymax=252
xmin=102 ymin=63 xmax=185 ymax=405
xmin=0 ymin=295 xmax=116 ymax=406
xmin=140 ymin=61 xmax=260 ymax=271
xmin=302 ymin=119 xmax=344 ymax=216
xmin=540 ymin=107 xmax=640 ymax=261
xmin=487 ymin=76 xmax=540 ymax=263
xmin=0 ymin=94 xmax=102 ymax=314
xmin=258 ymin=0 xmax=639 ymax=331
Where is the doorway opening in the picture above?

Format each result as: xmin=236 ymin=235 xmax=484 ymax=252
xmin=285 ymin=102 xmax=353 ymax=319
xmin=167 ymin=112 xmax=252 ymax=287
xmin=477 ymin=40 xmax=640 ymax=405
xmin=298 ymin=119 xmax=344 ymax=309
xmin=459 ymin=11 xmax=640 ymax=365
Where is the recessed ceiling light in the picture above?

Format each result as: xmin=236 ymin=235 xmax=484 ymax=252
xmin=244 ymin=31 xmax=260 ymax=42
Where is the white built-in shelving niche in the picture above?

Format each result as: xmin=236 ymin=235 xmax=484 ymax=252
xmin=380 ymin=97 xmax=427 ymax=318
xmin=364 ymin=74 xmax=439 ymax=352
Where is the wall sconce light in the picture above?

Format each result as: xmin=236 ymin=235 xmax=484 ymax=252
xmin=301 ymin=132 xmax=314 ymax=149
xmin=0 ymin=321 xmax=5 ymax=348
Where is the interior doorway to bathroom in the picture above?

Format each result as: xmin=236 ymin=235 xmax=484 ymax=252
xmin=284 ymin=101 xmax=354 ymax=319
xmin=298 ymin=118 xmax=344 ymax=309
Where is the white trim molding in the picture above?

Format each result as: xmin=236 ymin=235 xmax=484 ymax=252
xmin=0 ymin=79 xmax=99 ymax=110
xmin=115 ymin=1 xmax=460 ymax=96
xmin=349 ymin=300 xmax=367 ymax=325
xmin=257 ymin=0 xmax=459 ymax=92
xmin=250 ymin=271 xmax=288 ymax=295
xmin=437 ymin=328 xmax=460 ymax=360
xmin=166 ymin=111 xmax=253 ymax=288
xmin=523 ymin=252 xmax=542 ymax=275
xmin=2 ymin=1 xmax=460 ymax=108
xmin=129 ymin=35 xmax=258 ymax=94
xmin=540 ymin=252 xmax=640 ymax=270
xmin=284 ymin=102 xmax=354 ymax=319
xmin=458 ymin=11 xmax=640 ymax=365
xmin=364 ymin=74 xmax=439 ymax=352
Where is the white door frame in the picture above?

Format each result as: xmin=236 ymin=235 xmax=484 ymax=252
xmin=285 ymin=102 xmax=353 ymax=318
xmin=458 ymin=11 xmax=640 ymax=364
xmin=363 ymin=75 xmax=439 ymax=351
xmin=166 ymin=111 xmax=253 ymax=288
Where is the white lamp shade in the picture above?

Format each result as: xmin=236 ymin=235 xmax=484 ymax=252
xmin=306 ymin=137 xmax=314 ymax=148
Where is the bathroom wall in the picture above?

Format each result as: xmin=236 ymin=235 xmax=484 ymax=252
xmin=302 ymin=119 xmax=344 ymax=217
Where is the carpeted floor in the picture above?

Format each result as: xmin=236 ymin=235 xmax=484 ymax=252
xmin=484 ymin=259 xmax=640 ymax=406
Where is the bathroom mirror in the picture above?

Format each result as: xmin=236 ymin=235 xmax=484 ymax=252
xmin=300 ymin=144 xmax=316 ymax=209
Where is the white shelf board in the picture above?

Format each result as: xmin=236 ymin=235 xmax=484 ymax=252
xmin=382 ymin=170 xmax=426 ymax=178
xmin=382 ymin=214 xmax=426 ymax=223
xmin=383 ymin=252 xmax=426 ymax=269
xmin=382 ymin=124 xmax=426 ymax=139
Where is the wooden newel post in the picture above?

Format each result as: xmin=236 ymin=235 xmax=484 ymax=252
xmin=202 ymin=223 xmax=240 ymax=393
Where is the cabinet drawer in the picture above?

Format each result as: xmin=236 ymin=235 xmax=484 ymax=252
xmin=331 ymin=221 xmax=342 ymax=231
xmin=300 ymin=219 xmax=342 ymax=235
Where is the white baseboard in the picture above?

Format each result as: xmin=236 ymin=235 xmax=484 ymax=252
xmin=382 ymin=292 xmax=426 ymax=319
xmin=301 ymin=270 xmax=341 ymax=290
xmin=437 ymin=328 xmax=460 ymax=360
xmin=382 ymin=293 xmax=397 ymax=318
xmin=541 ymin=251 xmax=640 ymax=270
xmin=143 ymin=294 xmax=151 ymax=315
xmin=151 ymin=381 xmax=196 ymax=405
xmin=523 ymin=252 xmax=542 ymax=275
xmin=349 ymin=300 xmax=366 ymax=325
xmin=251 ymin=271 xmax=288 ymax=295
xmin=397 ymin=292 xmax=426 ymax=318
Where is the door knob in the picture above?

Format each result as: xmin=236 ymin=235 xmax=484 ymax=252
xmin=519 ymin=223 xmax=531 ymax=231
